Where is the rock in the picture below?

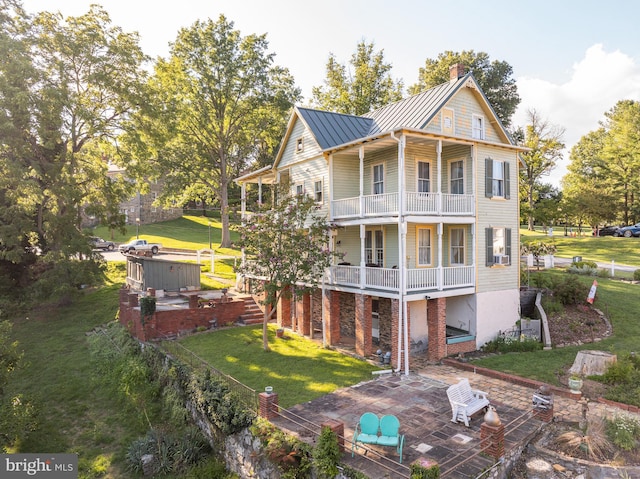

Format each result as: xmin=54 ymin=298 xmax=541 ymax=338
xmin=526 ymin=457 xmax=554 ymax=479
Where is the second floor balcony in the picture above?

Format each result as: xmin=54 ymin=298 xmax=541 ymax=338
xmin=332 ymin=192 xmax=475 ymax=220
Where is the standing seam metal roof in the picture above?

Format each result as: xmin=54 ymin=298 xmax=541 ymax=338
xmin=296 ymin=107 xmax=373 ymax=150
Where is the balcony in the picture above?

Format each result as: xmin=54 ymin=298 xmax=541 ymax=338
xmin=326 ymin=264 xmax=474 ymax=293
xmin=332 ymin=192 xmax=474 ymax=219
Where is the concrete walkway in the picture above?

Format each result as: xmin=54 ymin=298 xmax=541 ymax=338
xmin=271 ymin=362 xmax=639 ymax=479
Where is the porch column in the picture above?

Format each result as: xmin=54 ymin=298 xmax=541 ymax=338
xmin=300 ymin=292 xmax=311 ymax=336
xmin=427 ymin=297 xmax=447 ymax=361
xmin=324 ymin=290 xmax=341 ymax=345
xmin=437 ymin=140 xmax=442 ymax=213
xmin=437 ymin=223 xmax=443 ymax=290
xmin=359 ymin=146 xmax=364 ymax=217
xmin=359 ymin=224 xmax=366 ymax=289
xmin=257 ymin=177 xmax=263 ymax=205
xmin=277 ymin=285 xmax=292 ymax=328
xmin=390 ymin=298 xmax=401 ymax=369
xmin=240 ymin=182 xmax=246 ymax=218
xmin=355 ymin=294 xmax=373 ymax=357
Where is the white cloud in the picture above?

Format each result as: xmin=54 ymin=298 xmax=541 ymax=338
xmin=513 ymin=45 xmax=640 ymax=186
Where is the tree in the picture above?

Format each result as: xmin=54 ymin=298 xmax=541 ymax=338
xmin=0 ymin=3 xmax=146 ymax=300
xmin=601 ymin=100 xmax=640 ymax=225
xmin=235 ymin=189 xmax=339 ymax=351
xmin=131 ymin=15 xmax=300 ymax=248
xmin=310 ymin=40 xmax=404 ymax=115
xmin=517 ymin=110 xmax=565 ymax=230
xmin=410 ymin=50 xmax=520 ymax=127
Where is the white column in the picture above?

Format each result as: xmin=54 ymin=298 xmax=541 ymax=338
xmin=360 ymin=224 xmax=366 ymax=289
xmin=437 ymin=140 xmax=443 ymax=213
xmin=438 ymin=223 xmax=443 ymax=290
xmin=359 ymin=146 xmax=364 ymax=217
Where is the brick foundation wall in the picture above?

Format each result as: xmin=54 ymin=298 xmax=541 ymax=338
xmin=119 ymin=295 xmax=245 ymax=341
xmin=446 ymin=339 xmax=477 ymax=357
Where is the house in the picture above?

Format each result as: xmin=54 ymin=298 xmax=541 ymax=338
xmin=236 ymin=64 xmax=526 ymax=372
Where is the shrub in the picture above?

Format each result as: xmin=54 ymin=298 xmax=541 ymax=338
xmin=634 ymin=269 xmax=640 ymax=281
xmin=567 ymin=264 xmax=598 ymax=276
xmin=552 ymin=275 xmax=587 ymax=305
xmin=410 ymin=458 xmax=440 ymax=478
xmin=572 ymin=260 xmax=598 ymax=269
xmin=481 ymin=335 xmax=543 ymax=354
xmin=313 ymin=426 xmax=341 ymax=479
xmin=605 ymin=415 xmax=640 ymax=451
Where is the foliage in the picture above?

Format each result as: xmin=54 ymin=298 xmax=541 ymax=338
xmin=410 ymin=458 xmax=440 ymax=479
xmin=572 ymin=260 xmax=598 ymax=269
xmin=481 ymin=335 xmax=543 ymax=354
xmin=183 ymin=457 xmax=239 ymax=478
xmin=189 ymin=372 xmax=255 ymax=436
xmin=605 ymin=415 xmax=640 ymax=451
xmin=338 ymin=465 xmax=370 ymax=479
xmin=235 ymin=188 xmax=340 ymax=350
xmin=0 ymin=3 xmax=146 ymax=302
xmin=516 ymin=110 xmax=565 ymax=231
xmin=410 ymin=50 xmax=520 ymax=127
xmin=551 ymin=274 xmax=588 ymax=305
xmin=567 ymin=264 xmax=599 ymax=276
xmin=127 ymin=15 xmax=300 ymax=248
xmin=634 ymin=269 xmax=640 ymax=281
xmin=313 ymin=426 xmax=341 ymax=479
xmin=139 ymin=295 xmax=156 ymax=323
xmin=554 ymin=418 xmax=614 ymax=461
xmin=251 ymin=417 xmax=312 ymax=479
xmin=125 ymin=427 xmax=210 ymax=476
xmin=311 ymin=40 xmax=403 ymax=115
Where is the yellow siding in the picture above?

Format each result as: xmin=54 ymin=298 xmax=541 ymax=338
xmin=442 ymin=88 xmax=503 ymax=143
xmin=278 ymin=118 xmax=323 ymax=169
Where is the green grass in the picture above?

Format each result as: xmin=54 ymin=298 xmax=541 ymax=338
xmin=520 ymin=227 xmax=640 ymax=266
xmin=7 ymin=266 xmax=138 ymax=477
xmin=174 ymin=325 xmax=379 ymax=409
xmin=474 ymin=270 xmax=640 ymax=386
xmin=92 ymin=215 xmax=240 ymax=257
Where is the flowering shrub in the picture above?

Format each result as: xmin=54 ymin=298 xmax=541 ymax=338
xmin=605 ymin=415 xmax=640 ymax=451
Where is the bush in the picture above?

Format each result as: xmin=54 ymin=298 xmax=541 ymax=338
xmin=313 ymin=427 xmax=341 ymax=479
xmin=552 ymin=275 xmax=587 ymax=305
xmin=481 ymin=335 xmax=543 ymax=354
xmin=605 ymin=415 xmax=640 ymax=451
xmin=634 ymin=269 xmax=640 ymax=281
xmin=567 ymin=264 xmax=598 ymax=276
xmin=572 ymin=260 xmax=598 ymax=269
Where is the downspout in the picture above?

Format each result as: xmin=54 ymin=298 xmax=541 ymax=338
xmin=391 ymin=131 xmax=409 ymax=375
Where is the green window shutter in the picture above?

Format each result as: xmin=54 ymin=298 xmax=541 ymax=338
xmin=504 ymin=162 xmax=510 ymax=199
xmin=506 ymin=228 xmax=512 ymax=264
xmin=485 ymin=158 xmax=493 ymax=198
xmin=486 ymin=228 xmax=494 ymax=266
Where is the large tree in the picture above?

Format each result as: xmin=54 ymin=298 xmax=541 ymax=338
xmin=235 ymin=189 xmax=338 ymax=351
xmin=517 ymin=110 xmax=565 ymax=230
xmin=410 ymin=50 xmax=520 ymax=127
xmin=310 ymin=40 xmax=404 ymax=115
xmin=131 ymin=16 xmax=300 ymax=248
xmin=0 ymin=2 xmax=146 ymax=300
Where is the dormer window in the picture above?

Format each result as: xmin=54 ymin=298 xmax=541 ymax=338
xmin=296 ymin=137 xmax=304 ymax=153
xmin=472 ymin=114 xmax=485 ymax=140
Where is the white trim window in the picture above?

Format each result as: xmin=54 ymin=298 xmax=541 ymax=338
xmin=313 ymin=179 xmax=323 ymax=203
xmin=417 ymin=227 xmax=432 ymax=266
xmin=365 ymin=229 xmax=384 ymax=266
xmin=485 ymin=227 xmax=512 ymax=266
xmin=450 ymin=228 xmax=465 ymax=265
xmin=450 ymin=160 xmax=464 ymax=195
xmin=417 ymin=160 xmax=430 ymax=193
xmin=485 ymin=158 xmax=510 ymax=199
xmin=373 ymin=163 xmax=384 ymax=195
xmin=295 ymin=183 xmax=304 ymax=196
xmin=472 ymin=114 xmax=485 ymax=140
xmin=296 ymin=137 xmax=304 ymax=153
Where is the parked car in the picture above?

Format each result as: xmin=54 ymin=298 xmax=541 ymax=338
xmin=615 ymin=223 xmax=640 ymax=237
xmin=90 ymin=236 xmax=115 ymax=251
xmin=594 ymin=225 xmax=620 ymax=236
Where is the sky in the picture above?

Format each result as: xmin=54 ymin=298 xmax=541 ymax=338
xmin=20 ymin=0 xmax=640 ymax=186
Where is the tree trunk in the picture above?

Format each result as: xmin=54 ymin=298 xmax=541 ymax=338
xmin=569 ymin=350 xmax=617 ymax=377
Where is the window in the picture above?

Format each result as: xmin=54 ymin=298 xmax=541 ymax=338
xmin=472 ymin=114 xmax=485 ymax=140
xmin=442 ymin=108 xmax=454 ymax=135
xmin=296 ymin=137 xmax=304 ymax=153
xmin=485 ymin=158 xmax=510 ymax=199
xmin=485 ymin=227 xmax=512 ymax=266
xmin=373 ymin=164 xmax=384 ymax=195
xmin=417 ymin=228 xmax=432 ymax=266
xmin=295 ymin=183 xmax=304 ymax=195
xmin=365 ymin=230 xmax=384 ymax=266
xmin=450 ymin=160 xmax=464 ymax=195
xmin=314 ymin=180 xmax=323 ymax=203
xmin=450 ymin=228 xmax=465 ymax=265
xmin=417 ymin=161 xmax=430 ymax=193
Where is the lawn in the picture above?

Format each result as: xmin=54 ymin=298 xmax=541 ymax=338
xmin=474 ymin=269 xmax=640 ymax=386
xmin=172 ymin=325 xmax=379 ymax=409
xmin=520 ymin=227 xmax=640 ymax=267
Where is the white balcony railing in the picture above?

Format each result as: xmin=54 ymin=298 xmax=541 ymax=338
xmin=328 ymin=265 xmax=475 ymax=292
xmin=332 ymin=192 xmax=474 ymax=219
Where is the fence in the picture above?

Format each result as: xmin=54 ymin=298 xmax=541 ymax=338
xmin=159 ymin=339 xmax=259 ymax=413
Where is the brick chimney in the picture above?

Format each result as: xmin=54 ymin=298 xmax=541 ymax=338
xmin=450 ymin=63 xmax=466 ymax=81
